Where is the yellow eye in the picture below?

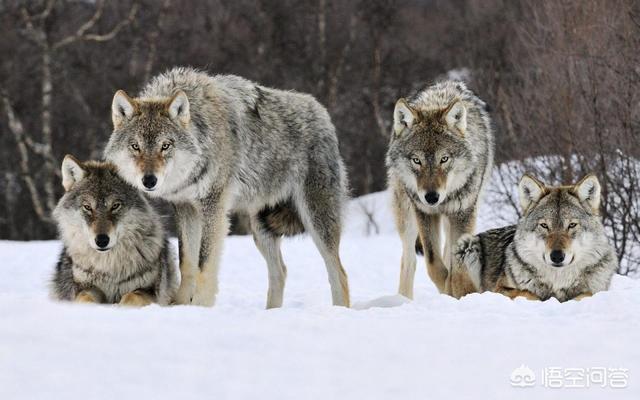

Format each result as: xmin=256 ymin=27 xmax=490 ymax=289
xmin=82 ymin=204 xmax=92 ymax=212
xmin=111 ymin=202 xmax=121 ymax=211
xmin=131 ymin=143 xmax=140 ymax=151
xmin=568 ymin=222 xmax=577 ymax=229
xmin=161 ymin=142 xmax=171 ymax=151
xmin=540 ymin=223 xmax=549 ymax=229
xmin=440 ymin=156 xmax=449 ymax=163
xmin=411 ymin=157 xmax=421 ymax=165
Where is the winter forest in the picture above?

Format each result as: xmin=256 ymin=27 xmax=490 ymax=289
xmin=1 ymin=0 xmax=639 ymax=274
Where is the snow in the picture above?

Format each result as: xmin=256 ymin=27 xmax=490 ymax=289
xmin=1 ymin=191 xmax=639 ymax=400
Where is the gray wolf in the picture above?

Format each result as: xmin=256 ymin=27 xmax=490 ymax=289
xmin=386 ymin=81 xmax=494 ymax=298
xmin=452 ymin=173 xmax=618 ymax=302
xmin=104 ymin=67 xmax=350 ymax=308
xmin=51 ymin=155 xmax=177 ymax=306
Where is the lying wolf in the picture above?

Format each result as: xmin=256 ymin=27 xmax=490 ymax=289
xmin=104 ymin=67 xmax=350 ymax=308
xmin=452 ymin=174 xmax=617 ymax=302
xmin=386 ymin=81 xmax=494 ymax=298
xmin=51 ymin=156 xmax=177 ymax=306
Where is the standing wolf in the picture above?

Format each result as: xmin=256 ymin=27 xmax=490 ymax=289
xmin=51 ymin=156 xmax=177 ymax=306
xmin=104 ymin=67 xmax=350 ymax=308
xmin=386 ymin=81 xmax=494 ymax=298
xmin=452 ymin=174 xmax=618 ymax=302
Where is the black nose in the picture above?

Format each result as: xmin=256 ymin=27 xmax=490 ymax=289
xmin=425 ymin=192 xmax=440 ymax=205
xmin=142 ymin=174 xmax=157 ymax=189
xmin=550 ymin=250 xmax=565 ymax=265
xmin=95 ymin=234 xmax=110 ymax=249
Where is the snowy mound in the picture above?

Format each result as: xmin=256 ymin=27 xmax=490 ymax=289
xmin=1 ymin=235 xmax=639 ymax=399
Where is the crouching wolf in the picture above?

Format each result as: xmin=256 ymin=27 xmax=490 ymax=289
xmin=51 ymin=155 xmax=177 ymax=306
xmin=452 ymin=174 xmax=618 ymax=302
xmin=386 ymin=81 xmax=494 ymax=298
xmin=104 ymin=67 xmax=350 ymax=308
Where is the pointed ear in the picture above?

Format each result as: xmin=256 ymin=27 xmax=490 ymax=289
xmin=445 ymin=101 xmax=467 ymax=134
xmin=168 ymin=90 xmax=190 ymax=124
xmin=574 ymin=174 xmax=601 ymax=211
xmin=518 ymin=174 xmax=546 ymax=212
xmin=61 ymin=155 xmax=85 ymax=191
xmin=393 ymin=98 xmax=418 ymax=136
xmin=112 ymin=90 xmax=135 ymax=128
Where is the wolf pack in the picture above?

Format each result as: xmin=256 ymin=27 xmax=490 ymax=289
xmin=50 ymin=67 xmax=618 ymax=307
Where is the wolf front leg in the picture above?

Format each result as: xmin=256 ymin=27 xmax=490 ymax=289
xmin=190 ymin=190 xmax=229 ymax=307
xmin=415 ymin=210 xmax=448 ymax=293
xmin=392 ymin=188 xmax=419 ymax=299
xmin=445 ymin=209 xmax=477 ymax=295
xmin=449 ymin=234 xmax=482 ymax=299
xmin=174 ymin=202 xmax=203 ymax=305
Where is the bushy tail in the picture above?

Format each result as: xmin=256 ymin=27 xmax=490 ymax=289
xmin=256 ymin=200 xmax=305 ymax=237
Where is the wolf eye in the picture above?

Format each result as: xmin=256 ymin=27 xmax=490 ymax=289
xmin=161 ymin=142 xmax=171 ymax=151
xmin=568 ymin=222 xmax=577 ymax=229
xmin=539 ymin=223 xmax=549 ymax=229
xmin=131 ymin=143 xmax=140 ymax=151
xmin=411 ymin=157 xmax=421 ymax=165
xmin=440 ymin=156 xmax=449 ymax=164
xmin=111 ymin=202 xmax=121 ymax=211
xmin=82 ymin=204 xmax=92 ymax=212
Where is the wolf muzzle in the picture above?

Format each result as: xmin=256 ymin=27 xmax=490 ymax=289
xmin=549 ymin=249 xmax=566 ymax=267
xmin=142 ymin=174 xmax=158 ymax=190
xmin=95 ymin=234 xmax=110 ymax=251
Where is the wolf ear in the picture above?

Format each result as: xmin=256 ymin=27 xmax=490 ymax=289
xmin=393 ymin=98 xmax=418 ymax=136
xmin=574 ymin=174 xmax=601 ymax=211
xmin=445 ymin=101 xmax=467 ymax=135
xmin=518 ymin=174 xmax=545 ymax=212
xmin=112 ymin=90 xmax=135 ymax=128
xmin=61 ymin=155 xmax=85 ymax=191
xmin=168 ymin=90 xmax=190 ymax=124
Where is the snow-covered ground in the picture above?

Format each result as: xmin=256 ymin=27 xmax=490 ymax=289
xmin=1 ymin=191 xmax=639 ymax=399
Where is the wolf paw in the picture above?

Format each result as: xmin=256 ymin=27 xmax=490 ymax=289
xmin=455 ymin=234 xmax=481 ymax=264
xmin=75 ymin=291 xmax=100 ymax=304
xmin=119 ymin=291 xmax=153 ymax=307
xmin=174 ymin=277 xmax=196 ymax=305
xmin=190 ymin=289 xmax=216 ymax=307
xmin=188 ymin=272 xmax=217 ymax=307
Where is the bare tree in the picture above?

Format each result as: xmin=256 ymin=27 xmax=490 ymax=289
xmin=2 ymin=0 xmax=138 ymax=225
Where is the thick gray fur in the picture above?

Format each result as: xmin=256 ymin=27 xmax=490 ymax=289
xmin=104 ymin=67 xmax=350 ymax=307
xmin=386 ymin=80 xmax=494 ymax=297
xmin=51 ymin=159 xmax=177 ymax=305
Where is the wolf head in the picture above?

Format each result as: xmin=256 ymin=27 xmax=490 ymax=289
xmin=103 ymin=90 xmax=198 ymax=195
xmin=53 ymin=155 xmax=149 ymax=253
xmin=386 ymin=96 xmax=473 ymax=207
xmin=516 ymin=173 xmax=605 ymax=268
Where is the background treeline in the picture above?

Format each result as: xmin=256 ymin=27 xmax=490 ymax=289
xmin=1 ymin=0 xmax=639 ymax=274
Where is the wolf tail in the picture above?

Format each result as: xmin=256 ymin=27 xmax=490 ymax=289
xmin=257 ymin=200 xmax=306 ymax=237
